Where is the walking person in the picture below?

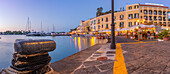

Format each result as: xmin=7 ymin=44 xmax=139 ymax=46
xmin=147 ymin=31 xmax=150 ymax=40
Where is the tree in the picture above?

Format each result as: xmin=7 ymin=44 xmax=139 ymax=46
xmin=96 ymin=7 xmax=103 ymax=17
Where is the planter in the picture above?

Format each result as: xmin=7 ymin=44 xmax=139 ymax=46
xmin=126 ymin=36 xmax=128 ymax=38
xmin=158 ymin=39 xmax=164 ymax=41
xmin=163 ymin=37 xmax=169 ymax=41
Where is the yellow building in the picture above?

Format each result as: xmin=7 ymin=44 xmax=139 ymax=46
xmin=74 ymin=3 xmax=170 ymax=35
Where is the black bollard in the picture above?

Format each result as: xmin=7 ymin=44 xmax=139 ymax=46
xmin=1 ymin=39 xmax=56 ymax=74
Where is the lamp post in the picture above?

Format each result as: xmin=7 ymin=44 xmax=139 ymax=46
xmin=110 ymin=0 xmax=116 ymax=49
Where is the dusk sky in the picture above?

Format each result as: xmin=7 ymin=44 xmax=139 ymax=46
xmin=0 ymin=0 xmax=170 ymax=32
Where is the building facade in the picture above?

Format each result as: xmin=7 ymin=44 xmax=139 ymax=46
xmin=73 ymin=3 xmax=170 ymax=34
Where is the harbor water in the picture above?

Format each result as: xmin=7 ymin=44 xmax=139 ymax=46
xmin=0 ymin=35 xmax=107 ymax=70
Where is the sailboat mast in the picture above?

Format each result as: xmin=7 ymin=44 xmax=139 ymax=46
xmin=25 ymin=17 xmax=30 ymax=32
xmin=53 ymin=24 xmax=54 ymax=32
xmin=30 ymin=21 xmax=31 ymax=32
xmin=41 ymin=22 xmax=42 ymax=33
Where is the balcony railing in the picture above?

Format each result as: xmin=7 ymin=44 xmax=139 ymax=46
xmin=120 ymin=18 xmax=124 ymax=20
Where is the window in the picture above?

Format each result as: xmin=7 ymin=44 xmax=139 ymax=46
xmin=158 ymin=16 xmax=162 ymax=21
xmin=91 ymin=27 xmax=93 ymax=29
xmin=163 ymin=17 xmax=166 ymax=21
xmin=106 ymin=24 xmax=108 ymax=28
xmin=141 ymin=16 xmax=142 ymax=19
xmin=119 ymin=22 xmax=124 ymax=27
xmin=106 ymin=17 xmax=108 ymax=22
xmin=163 ymin=22 xmax=166 ymax=26
xmin=134 ymin=5 xmax=139 ymax=9
xmin=163 ymin=11 xmax=166 ymax=15
xmin=128 ymin=14 xmax=133 ymax=19
xmin=129 ymin=6 xmax=132 ymax=10
xmin=149 ymin=10 xmax=152 ymax=14
xmin=154 ymin=22 xmax=157 ymax=25
xmin=159 ymin=11 xmax=162 ymax=15
xmin=102 ymin=24 xmax=103 ymax=28
xmin=144 ymin=10 xmax=147 ymax=14
xmin=94 ymin=20 xmax=96 ymax=24
xmin=94 ymin=26 xmax=96 ymax=30
xmin=134 ymin=21 xmax=139 ymax=25
xmin=91 ymin=21 xmax=93 ymax=25
xmin=149 ymin=16 xmax=152 ymax=20
xmin=154 ymin=16 xmax=157 ymax=21
xmin=144 ymin=16 xmax=148 ymax=20
xmin=159 ymin=22 xmax=162 ymax=25
xmin=134 ymin=22 xmax=136 ymax=25
xmin=98 ymin=25 xmax=100 ymax=29
xmin=98 ymin=19 xmax=100 ymax=23
xmin=154 ymin=10 xmax=157 ymax=15
xmin=128 ymin=22 xmax=132 ymax=27
xmin=102 ymin=18 xmax=103 ymax=21
xmin=120 ymin=15 xmax=124 ymax=20
xmin=141 ymin=10 xmax=142 ymax=13
xmin=134 ymin=13 xmax=139 ymax=18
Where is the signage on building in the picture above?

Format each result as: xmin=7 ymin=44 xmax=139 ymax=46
xmin=145 ymin=3 xmax=164 ymax=6
xmin=167 ymin=12 xmax=170 ymax=20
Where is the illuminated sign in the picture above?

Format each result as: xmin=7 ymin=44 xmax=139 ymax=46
xmin=145 ymin=3 xmax=164 ymax=6
xmin=167 ymin=12 xmax=170 ymax=20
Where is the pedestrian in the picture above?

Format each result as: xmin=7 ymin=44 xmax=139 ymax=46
xmin=147 ymin=31 xmax=150 ymax=39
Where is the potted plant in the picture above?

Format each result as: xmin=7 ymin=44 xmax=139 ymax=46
xmin=126 ymin=32 xmax=128 ymax=38
xmin=162 ymin=30 xmax=169 ymax=41
xmin=158 ymin=30 xmax=169 ymax=41
xmin=130 ymin=32 xmax=134 ymax=39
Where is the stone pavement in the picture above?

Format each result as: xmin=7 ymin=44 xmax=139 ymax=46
xmin=73 ymin=43 xmax=115 ymax=74
xmin=122 ymin=41 xmax=170 ymax=74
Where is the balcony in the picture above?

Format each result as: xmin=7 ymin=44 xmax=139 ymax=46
xmin=105 ymin=27 xmax=109 ymax=29
xmin=120 ymin=18 xmax=124 ymax=20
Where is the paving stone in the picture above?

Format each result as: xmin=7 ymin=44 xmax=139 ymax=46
xmin=83 ymin=60 xmax=102 ymax=67
xmin=92 ymin=54 xmax=101 ymax=57
xmin=101 ymin=59 xmax=114 ymax=64
xmin=94 ymin=52 xmax=103 ymax=54
xmin=89 ymin=57 xmax=95 ymax=60
xmin=97 ymin=57 xmax=108 ymax=61
xmin=106 ymin=51 xmax=115 ymax=54
xmin=97 ymin=62 xmax=114 ymax=71
xmin=107 ymin=55 xmax=114 ymax=57
xmin=98 ymin=68 xmax=113 ymax=74
xmin=74 ymin=66 xmax=100 ymax=74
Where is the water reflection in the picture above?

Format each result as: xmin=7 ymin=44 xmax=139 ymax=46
xmin=78 ymin=37 xmax=81 ymax=51
xmin=72 ymin=36 xmax=107 ymax=52
xmin=91 ymin=37 xmax=96 ymax=46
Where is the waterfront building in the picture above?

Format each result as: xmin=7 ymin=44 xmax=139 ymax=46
xmin=73 ymin=3 xmax=170 ymax=35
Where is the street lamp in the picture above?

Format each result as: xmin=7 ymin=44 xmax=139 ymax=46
xmin=110 ymin=0 xmax=116 ymax=49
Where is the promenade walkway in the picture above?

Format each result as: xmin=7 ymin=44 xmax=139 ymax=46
xmin=51 ymin=36 xmax=169 ymax=74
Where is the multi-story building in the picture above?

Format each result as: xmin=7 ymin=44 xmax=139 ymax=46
xmin=74 ymin=3 xmax=170 ymax=35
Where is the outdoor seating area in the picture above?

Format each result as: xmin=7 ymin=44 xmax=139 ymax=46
xmin=115 ymin=24 xmax=170 ymax=41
